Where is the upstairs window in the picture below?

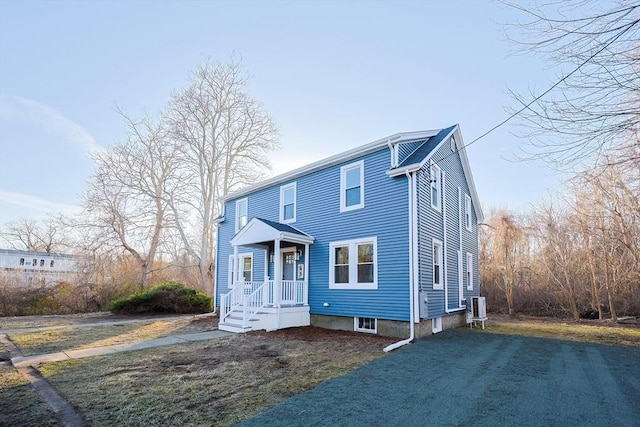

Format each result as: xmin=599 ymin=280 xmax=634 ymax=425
xmin=19 ymin=258 xmax=25 ymax=266
xmin=32 ymin=258 xmax=37 ymax=267
xmin=330 ymin=237 xmax=377 ymax=289
xmin=50 ymin=260 xmax=55 ymax=268
xmin=280 ymin=183 xmax=296 ymax=223
xmin=340 ymin=160 xmax=364 ymax=212
xmin=40 ymin=259 xmax=45 ymax=267
xmin=235 ymin=198 xmax=248 ymax=232
xmin=433 ymin=239 xmax=443 ymax=290
xmin=430 ymin=163 xmax=441 ymax=211
xmin=465 ymin=194 xmax=473 ymax=231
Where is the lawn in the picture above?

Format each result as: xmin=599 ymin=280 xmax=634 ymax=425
xmin=1 ymin=314 xmax=638 ymax=426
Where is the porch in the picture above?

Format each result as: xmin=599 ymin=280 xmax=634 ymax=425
xmin=218 ymin=218 xmax=315 ymax=333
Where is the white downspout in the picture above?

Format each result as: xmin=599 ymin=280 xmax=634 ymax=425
xmin=384 ymin=170 xmax=415 ymax=352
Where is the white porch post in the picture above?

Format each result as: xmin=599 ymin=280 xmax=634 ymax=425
xmin=274 ymin=239 xmax=281 ymax=307
xmin=274 ymin=238 xmax=281 ymax=330
xmin=304 ymin=243 xmax=310 ymax=305
xmin=233 ymin=246 xmax=239 ymax=285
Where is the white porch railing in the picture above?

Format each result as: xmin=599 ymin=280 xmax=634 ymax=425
xmin=220 ymin=279 xmax=308 ymax=327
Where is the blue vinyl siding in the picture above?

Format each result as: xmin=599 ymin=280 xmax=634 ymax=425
xmin=397 ymin=140 xmax=425 ymax=165
xmin=217 ymin=148 xmax=411 ymax=321
xmin=417 ymin=138 xmax=479 ymax=319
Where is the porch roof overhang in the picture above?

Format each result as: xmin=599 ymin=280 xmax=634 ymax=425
xmin=231 ymin=217 xmax=315 ymax=247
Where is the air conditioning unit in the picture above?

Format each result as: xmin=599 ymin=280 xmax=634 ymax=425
xmin=471 ymin=297 xmax=487 ymax=319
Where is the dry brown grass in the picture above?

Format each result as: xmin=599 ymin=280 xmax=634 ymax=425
xmin=484 ymin=316 xmax=640 ymax=347
xmin=0 ymin=366 xmax=60 ymax=426
xmin=8 ymin=319 xmax=194 ymax=356
xmin=37 ymin=327 xmax=393 ymax=426
xmin=0 ymin=312 xmax=112 ymax=330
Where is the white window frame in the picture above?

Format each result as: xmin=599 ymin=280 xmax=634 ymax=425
xmin=466 ymin=252 xmax=473 ymax=291
xmin=465 ymin=194 xmax=472 ymax=231
xmin=329 ymin=236 xmax=377 ymax=290
xmin=354 ymin=317 xmax=377 ymax=334
xmin=279 ymin=182 xmax=297 ymax=223
xmin=433 ymin=238 xmax=443 ymax=290
xmin=228 ymin=252 xmax=253 ymax=286
xmin=450 ymin=136 xmax=456 ymax=152
xmin=340 ymin=160 xmax=365 ymax=212
xmin=235 ymin=198 xmax=248 ymax=233
xmin=430 ymin=162 xmax=441 ymax=211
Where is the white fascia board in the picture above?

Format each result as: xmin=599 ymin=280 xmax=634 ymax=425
xmin=280 ymin=231 xmax=315 ymax=245
xmin=222 ymin=129 xmax=442 ymax=202
xmin=452 ymin=127 xmax=484 ymax=222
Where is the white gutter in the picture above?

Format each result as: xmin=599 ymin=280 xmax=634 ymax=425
xmin=384 ymin=170 xmax=416 ymax=352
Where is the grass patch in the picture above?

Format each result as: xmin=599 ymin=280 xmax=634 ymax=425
xmin=483 ymin=320 xmax=640 ymax=347
xmin=0 ymin=312 xmax=112 ymax=330
xmin=38 ymin=331 xmax=390 ymax=426
xmin=0 ymin=366 xmax=60 ymax=426
xmin=9 ymin=319 xmax=192 ymax=356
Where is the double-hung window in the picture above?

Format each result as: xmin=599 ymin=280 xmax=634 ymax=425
xmin=228 ymin=253 xmax=253 ymax=286
xmin=466 ymin=252 xmax=473 ymax=290
xmin=433 ymin=239 xmax=443 ymax=290
xmin=280 ymin=183 xmax=296 ymax=223
xmin=340 ymin=160 xmax=364 ymax=212
xmin=430 ymin=163 xmax=441 ymax=211
xmin=235 ymin=198 xmax=248 ymax=232
xmin=329 ymin=237 xmax=377 ymax=289
xmin=465 ymin=194 xmax=472 ymax=231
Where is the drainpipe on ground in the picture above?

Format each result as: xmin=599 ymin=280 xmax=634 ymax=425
xmin=384 ymin=170 xmax=416 ymax=352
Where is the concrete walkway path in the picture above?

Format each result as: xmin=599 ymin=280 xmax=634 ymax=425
xmin=9 ymin=329 xmax=232 ymax=368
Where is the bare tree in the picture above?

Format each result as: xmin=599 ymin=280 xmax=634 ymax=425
xmin=82 ymin=113 xmax=179 ymax=288
xmin=505 ymin=1 xmax=640 ymax=167
xmin=163 ymin=58 xmax=279 ymax=295
xmin=0 ymin=217 xmax=67 ymax=252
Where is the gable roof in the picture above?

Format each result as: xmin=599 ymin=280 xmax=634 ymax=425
xmin=221 ymin=129 xmax=440 ymax=203
xmin=221 ymin=125 xmax=483 ymax=222
xmin=231 ymin=217 xmax=314 ymax=247
xmin=387 ymin=124 xmax=483 ymax=221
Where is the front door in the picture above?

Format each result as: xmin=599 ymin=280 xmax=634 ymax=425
xmin=281 ymin=250 xmax=296 ymax=304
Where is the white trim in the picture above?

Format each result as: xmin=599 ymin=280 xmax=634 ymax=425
xmin=329 ymin=236 xmax=378 ymax=290
xmin=222 ymin=130 xmax=439 ymax=202
xmin=430 ymin=161 xmax=441 ymax=211
xmin=228 ymin=252 xmax=253 ymax=286
xmin=354 ymin=317 xmax=377 ymax=334
xmin=432 ymin=238 xmax=443 ymax=290
xmin=465 ymin=193 xmax=472 ymax=231
xmin=340 ymin=160 xmax=365 ymax=212
xmin=432 ymin=317 xmax=443 ymax=334
xmin=235 ymin=198 xmax=248 ymax=233
xmin=279 ymin=182 xmax=297 ymax=223
xmin=466 ymin=252 xmax=474 ymax=291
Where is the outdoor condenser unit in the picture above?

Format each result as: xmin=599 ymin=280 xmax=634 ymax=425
xmin=471 ymin=297 xmax=487 ymax=319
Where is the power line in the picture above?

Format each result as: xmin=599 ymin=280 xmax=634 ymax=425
xmin=434 ymin=15 xmax=640 ymax=165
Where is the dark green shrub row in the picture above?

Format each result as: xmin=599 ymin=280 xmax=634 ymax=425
xmin=109 ymin=281 xmax=212 ymax=314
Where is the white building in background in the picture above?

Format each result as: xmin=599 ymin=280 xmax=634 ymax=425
xmin=0 ymin=248 xmax=80 ymax=286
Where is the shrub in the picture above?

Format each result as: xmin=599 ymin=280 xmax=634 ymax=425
xmin=109 ymin=281 xmax=212 ymax=314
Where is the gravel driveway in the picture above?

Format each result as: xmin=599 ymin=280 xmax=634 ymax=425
xmin=241 ymin=329 xmax=640 ymax=427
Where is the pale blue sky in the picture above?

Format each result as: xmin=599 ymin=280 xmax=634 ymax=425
xmin=0 ymin=0 xmax=564 ymax=226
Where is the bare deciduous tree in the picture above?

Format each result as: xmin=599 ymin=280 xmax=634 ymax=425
xmin=83 ymin=113 xmax=179 ymax=288
xmin=505 ymin=1 xmax=640 ymax=167
xmin=0 ymin=217 xmax=67 ymax=252
xmin=163 ymin=58 xmax=279 ymax=295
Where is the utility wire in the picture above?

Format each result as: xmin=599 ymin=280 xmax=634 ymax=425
xmin=433 ymin=15 xmax=640 ymax=165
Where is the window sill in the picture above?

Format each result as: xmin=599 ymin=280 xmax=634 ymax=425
xmin=329 ymin=283 xmax=377 ymax=290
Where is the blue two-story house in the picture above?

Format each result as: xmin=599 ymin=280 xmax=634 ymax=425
xmin=214 ymin=124 xmax=483 ymax=343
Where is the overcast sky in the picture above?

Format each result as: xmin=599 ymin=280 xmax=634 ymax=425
xmin=0 ymin=0 xmax=567 ymax=227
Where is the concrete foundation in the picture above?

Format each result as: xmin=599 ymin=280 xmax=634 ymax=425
xmin=311 ymin=312 xmax=467 ymax=339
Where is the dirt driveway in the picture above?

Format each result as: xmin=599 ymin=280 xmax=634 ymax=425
xmin=241 ymin=329 xmax=640 ymax=427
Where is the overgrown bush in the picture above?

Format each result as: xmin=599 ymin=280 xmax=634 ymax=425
xmin=109 ymin=281 xmax=212 ymax=314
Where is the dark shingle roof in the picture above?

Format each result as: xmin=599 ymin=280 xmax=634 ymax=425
xmin=397 ymin=125 xmax=457 ymax=168
xmin=256 ymin=218 xmax=310 ymax=237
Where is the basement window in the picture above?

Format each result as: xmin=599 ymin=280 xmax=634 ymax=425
xmin=354 ymin=317 xmax=377 ymax=334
